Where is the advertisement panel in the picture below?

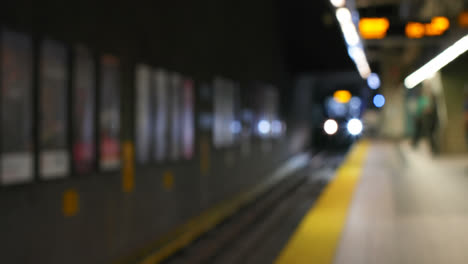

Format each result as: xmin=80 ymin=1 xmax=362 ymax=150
xmin=213 ymin=77 xmax=234 ymax=148
xmin=153 ymin=69 xmax=169 ymax=162
xmin=0 ymin=29 xmax=34 ymax=185
xmin=170 ymin=73 xmax=182 ymax=161
xmin=182 ymin=79 xmax=194 ymax=159
xmin=99 ymin=55 xmax=120 ymax=171
xmin=72 ymin=45 xmax=96 ymax=174
xmin=135 ymin=64 xmax=152 ymax=164
xmin=39 ymin=39 xmax=69 ymax=179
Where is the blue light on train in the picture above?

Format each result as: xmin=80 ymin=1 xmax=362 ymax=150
xmin=367 ymin=73 xmax=381 ymax=89
xmin=373 ymin=94 xmax=385 ymax=108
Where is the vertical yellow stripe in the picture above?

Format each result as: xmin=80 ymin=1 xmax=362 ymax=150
xmin=275 ymin=141 xmax=369 ymax=264
xmin=63 ymin=189 xmax=79 ymax=217
xmin=122 ymin=141 xmax=135 ymax=193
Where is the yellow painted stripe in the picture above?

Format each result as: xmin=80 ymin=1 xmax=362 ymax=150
xmin=128 ymin=154 xmax=310 ymax=264
xmin=275 ymin=141 xmax=370 ymax=264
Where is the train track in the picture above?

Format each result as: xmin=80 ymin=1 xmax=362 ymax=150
xmin=162 ymin=152 xmax=345 ymax=264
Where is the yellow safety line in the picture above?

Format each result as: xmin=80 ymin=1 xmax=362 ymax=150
xmin=124 ymin=154 xmax=310 ymax=264
xmin=275 ymin=141 xmax=370 ymax=264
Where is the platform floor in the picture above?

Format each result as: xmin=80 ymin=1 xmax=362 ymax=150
xmin=276 ymin=140 xmax=468 ymax=264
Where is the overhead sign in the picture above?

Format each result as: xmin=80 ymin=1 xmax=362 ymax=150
xmin=406 ymin=17 xmax=450 ymax=38
xmin=359 ymin=18 xmax=390 ymax=39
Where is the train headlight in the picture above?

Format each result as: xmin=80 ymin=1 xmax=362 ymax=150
xmin=347 ymin=118 xmax=363 ymax=136
xmin=324 ymin=119 xmax=339 ymax=135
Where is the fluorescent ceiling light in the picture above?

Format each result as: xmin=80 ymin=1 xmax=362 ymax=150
xmin=330 ymin=0 xmax=346 ymax=8
xmin=404 ymin=34 xmax=468 ymax=89
xmin=336 ymin=8 xmax=352 ymax=23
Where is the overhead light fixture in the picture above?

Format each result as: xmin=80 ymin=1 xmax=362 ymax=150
xmin=330 ymin=0 xmax=345 ymax=8
xmin=336 ymin=8 xmax=352 ymax=23
xmin=335 ymin=7 xmax=372 ymax=79
xmin=340 ymin=23 xmax=360 ymax=46
xmin=404 ymin=34 xmax=468 ymax=89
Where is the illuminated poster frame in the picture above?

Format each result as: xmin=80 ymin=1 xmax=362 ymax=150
xmin=182 ymin=79 xmax=194 ymax=159
xmin=99 ymin=55 xmax=121 ymax=171
xmin=135 ymin=64 xmax=152 ymax=164
xmin=72 ymin=45 xmax=96 ymax=174
xmin=39 ymin=39 xmax=70 ymax=180
xmin=153 ymin=69 xmax=169 ymax=162
xmin=213 ymin=77 xmax=234 ymax=148
xmin=0 ymin=29 xmax=34 ymax=185
xmin=170 ymin=73 xmax=182 ymax=161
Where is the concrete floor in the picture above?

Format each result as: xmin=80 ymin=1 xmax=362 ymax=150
xmin=334 ymin=141 xmax=468 ymax=264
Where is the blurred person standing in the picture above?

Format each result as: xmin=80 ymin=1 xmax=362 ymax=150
xmin=412 ymin=87 xmax=438 ymax=153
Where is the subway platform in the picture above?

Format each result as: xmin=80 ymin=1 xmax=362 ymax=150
xmin=276 ymin=140 xmax=468 ymax=264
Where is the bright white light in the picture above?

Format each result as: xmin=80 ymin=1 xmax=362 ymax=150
xmin=336 ymin=8 xmax=352 ymax=23
xmin=230 ymin=121 xmax=242 ymax=134
xmin=348 ymin=46 xmax=364 ymax=60
xmin=324 ymin=119 xmax=339 ymax=135
xmin=330 ymin=0 xmax=345 ymax=7
xmin=336 ymin=7 xmax=372 ymax=80
xmin=404 ymin=34 xmax=468 ymax=89
xmin=341 ymin=23 xmax=360 ymax=46
xmin=258 ymin=120 xmax=271 ymax=135
xmin=356 ymin=61 xmax=372 ymax=78
xmin=271 ymin=120 xmax=283 ymax=134
xmin=347 ymin=118 xmax=363 ymax=135
xmin=367 ymin=73 xmax=381 ymax=89
xmin=373 ymin=94 xmax=385 ymax=108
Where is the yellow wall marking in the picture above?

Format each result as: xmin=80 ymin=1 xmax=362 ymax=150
xmin=122 ymin=141 xmax=135 ymax=193
xmin=63 ymin=189 xmax=79 ymax=217
xmin=163 ymin=170 xmax=174 ymax=191
xmin=200 ymin=136 xmax=211 ymax=176
xmin=275 ymin=141 xmax=369 ymax=264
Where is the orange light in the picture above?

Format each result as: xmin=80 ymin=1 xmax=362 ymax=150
xmin=359 ymin=18 xmax=390 ymax=39
xmin=333 ymin=90 xmax=352 ymax=104
xmin=425 ymin=23 xmax=441 ymax=36
xmin=405 ymin=22 xmax=425 ymax=38
xmin=431 ymin=16 xmax=450 ymax=32
xmin=459 ymin=11 xmax=468 ymax=28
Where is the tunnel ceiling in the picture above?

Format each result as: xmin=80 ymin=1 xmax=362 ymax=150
xmin=357 ymin=0 xmax=468 ymax=83
xmin=278 ymin=0 xmax=357 ymax=74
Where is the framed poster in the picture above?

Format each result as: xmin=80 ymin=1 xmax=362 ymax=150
xmin=197 ymin=83 xmax=213 ymax=133
xmin=99 ymin=55 xmax=121 ymax=171
xmin=0 ymin=29 xmax=34 ymax=185
xmin=153 ymin=69 xmax=169 ymax=162
xmin=213 ymin=78 xmax=223 ymax=147
xmin=213 ymin=77 xmax=234 ymax=148
xmin=135 ymin=64 xmax=152 ymax=164
xmin=182 ymin=79 xmax=194 ymax=160
xmin=72 ymin=45 xmax=96 ymax=174
xmin=170 ymin=73 xmax=182 ymax=161
xmin=39 ymin=39 xmax=69 ymax=179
